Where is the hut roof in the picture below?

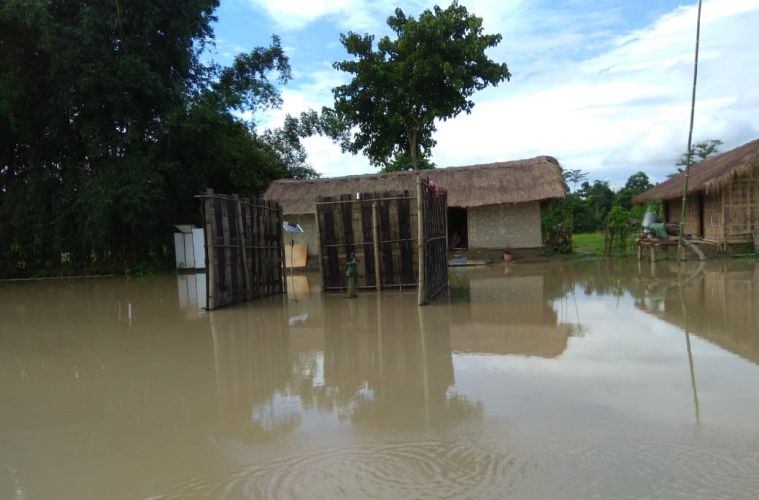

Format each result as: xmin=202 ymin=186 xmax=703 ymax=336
xmin=264 ymin=156 xmax=568 ymax=214
xmin=635 ymin=138 xmax=759 ymax=203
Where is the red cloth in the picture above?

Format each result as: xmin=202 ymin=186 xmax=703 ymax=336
xmin=428 ymin=180 xmax=440 ymax=198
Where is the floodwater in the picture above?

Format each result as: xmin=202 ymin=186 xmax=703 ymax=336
xmin=2 ymin=260 xmax=759 ymax=500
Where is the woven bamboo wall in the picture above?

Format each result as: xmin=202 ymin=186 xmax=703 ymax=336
xmin=703 ymin=191 xmax=723 ymax=242
xmin=723 ymin=171 xmax=759 ymax=242
xmin=665 ymin=198 xmax=700 ymax=237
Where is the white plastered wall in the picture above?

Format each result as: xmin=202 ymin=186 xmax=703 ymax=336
xmin=468 ymin=202 xmax=543 ymax=249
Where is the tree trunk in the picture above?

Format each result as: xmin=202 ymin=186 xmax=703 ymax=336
xmin=408 ymin=127 xmax=418 ymax=170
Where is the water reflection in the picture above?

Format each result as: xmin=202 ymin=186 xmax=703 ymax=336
xmin=1 ymin=261 xmax=759 ymax=499
xmin=209 ymin=290 xmax=481 ymax=436
xmin=448 ymin=270 xmax=571 ymax=357
xmin=634 ymin=261 xmax=759 ymax=365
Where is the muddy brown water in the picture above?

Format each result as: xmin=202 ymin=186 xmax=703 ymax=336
xmin=1 ymin=260 xmax=758 ymax=499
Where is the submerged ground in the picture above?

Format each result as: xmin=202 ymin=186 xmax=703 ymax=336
xmin=1 ymin=260 xmax=758 ymax=499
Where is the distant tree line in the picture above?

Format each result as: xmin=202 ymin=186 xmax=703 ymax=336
xmin=0 ymin=1 xmax=317 ymax=277
xmin=542 ymin=140 xmax=723 ymax=252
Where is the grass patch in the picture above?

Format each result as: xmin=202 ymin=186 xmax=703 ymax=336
xmin=572 ymin=232 xmax=605 ymax=255
xmin=727 ymin=253 xmax=759 ymax=259
xmin=571 ymin=232 xmax=637 ymax=257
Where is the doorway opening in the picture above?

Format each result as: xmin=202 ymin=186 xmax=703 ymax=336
xmin=447 ymin=207 xmax=468 ymax=249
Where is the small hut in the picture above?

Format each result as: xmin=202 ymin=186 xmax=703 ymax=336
xmin=635 ymin=138 xmax=759 ymax=248
xmin=264 ymin=156 xmax=568 ymax=255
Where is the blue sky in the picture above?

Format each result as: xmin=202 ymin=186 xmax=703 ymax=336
xmin=208 ymin=0 xmax=759 ymax=186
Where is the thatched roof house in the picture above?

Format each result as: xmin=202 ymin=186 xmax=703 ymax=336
xmin=264 ymin=156 xmax=567 ymax=252
xmin=635 ymin=138 xmax=759 ymax=246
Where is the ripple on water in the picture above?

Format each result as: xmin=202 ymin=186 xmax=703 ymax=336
xmin=546 ymin=432 xmax=759 ymax=500
xmin=148 ymin=441 xmax=526 ymax=500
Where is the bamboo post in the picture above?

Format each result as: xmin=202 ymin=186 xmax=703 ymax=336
xmin=677 ymin=0 xmax=703 ymax=262
xmin=313 ymin=211 xmax=324 ymax=291
xmin=204 ymin=188 xmax=216 ymax=310
xmin=417 ymin=179 xmax=425 ymax=306
xmin=278 ymin=206 xmax=286 ymax=295
xmin=234 ymin=195 xmax=251 ymax=300
xmin=372 ymin=201 xmax=382 ymax=291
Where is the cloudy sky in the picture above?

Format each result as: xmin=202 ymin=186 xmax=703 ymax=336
xmin=209 ymin=0 xmax=759 ymax=186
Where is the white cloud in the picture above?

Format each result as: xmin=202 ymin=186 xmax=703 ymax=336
xmin=250 ymin=0 xmax=759 ymax=184
xmin=247 ymin=0 xmax=430 ymax=32
xmin=433 ymin=0 xmax=759 ymax=185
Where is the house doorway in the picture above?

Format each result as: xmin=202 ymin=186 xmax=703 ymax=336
xmin=447 ymin=207 xmax=468 ymax=249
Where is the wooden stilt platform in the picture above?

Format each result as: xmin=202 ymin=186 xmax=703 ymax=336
xmin=636 ymin=237 xmax=708 ymax=262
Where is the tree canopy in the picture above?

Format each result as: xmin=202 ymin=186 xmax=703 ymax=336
xmin=0 ymin=0 xmax=315 ymax=277
xmin=328 ymin=1 xmax=510 ymax=170
xmin=669 ymin=139 xmax=723 ymax=177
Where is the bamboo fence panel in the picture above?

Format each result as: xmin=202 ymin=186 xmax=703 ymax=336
xmin=197 ymin=190 xmax=283 ymax=310
xmin=316 ymin=192 xmax=418 ymax=291
xmin=419 ymin=179 xmax=448 ymax=305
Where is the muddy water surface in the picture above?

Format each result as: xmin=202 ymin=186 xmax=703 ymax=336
xmin=1 ymin=260 xmax=759 ymax=499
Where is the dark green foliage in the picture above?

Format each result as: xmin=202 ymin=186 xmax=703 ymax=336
xmin=380 ymin=153 xmax=435 ymax=173
xmin=542 ymin=198 xmax=573 ymax=254
xmin=614 ymin=171 xmax=652 ymax=212
xmin=604 ymin=205 xmax=635 ymax=255
xmin=547 ymin=170 xmax=659 ymax=253
xmin=566 ymin=180 xmax=615 ymax=233
xmin=328 ymin=1 xmax=510 ymax=170
xmin=563 ymin=169 xmax=589 ymax=192
xmin=672 ymin=139 xmax=723 ymax=175
xmin=0 ymin=1 xmax=308 ymax=277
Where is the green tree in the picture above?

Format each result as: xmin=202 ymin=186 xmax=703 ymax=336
xmin=670 ymin=139 xmax=723 ymax=176
xmin=574 ymin=180 xmax=614 ymax=232
xmin=563 ymin=169 xmax=589 ymax=192
xmin=380 ymin=153 xmax=435 ymax=173
xmin=615 ymin=171 xmax=653 ymax=212
xmin=677 ymin=139 xmax=723 ymax=169
xmin=0 ymin=1 xmax=304 ymax=277
xmin=328 ymin=1 xmax=510 ymax=170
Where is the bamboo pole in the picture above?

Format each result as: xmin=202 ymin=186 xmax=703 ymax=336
xmin=313 ymin=212 xmax=323 ymax=292
xmin=417 ymin=179 xmax=425 ymax=306
xmin=372 ymin=201 xmax=382 ymax=291
xmin=677 ymin=0 xmax=704 ymax=262
xmin=234 ymin=195 xmax=252 ymax=300
xmin=204 ymin=188 xmax=216 ymax=310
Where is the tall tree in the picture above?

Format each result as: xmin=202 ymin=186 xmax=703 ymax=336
xmin=0 ymin=1 xmax=303 ymax=276
xmin=615 ymin=171 xmax=653 ymax=211
xmin=328 ymin=1 xmax=510 ymax=170
xmin=673 ymin=138 xmax=723 ymax=174
xmin=562 ymin=169 xmax=589 ymax=192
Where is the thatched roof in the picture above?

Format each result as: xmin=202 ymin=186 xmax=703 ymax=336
xmin=264 ymin=156 xmax=568 ymax=215
xmin=635 ymin=138 xmax=759 ymax=203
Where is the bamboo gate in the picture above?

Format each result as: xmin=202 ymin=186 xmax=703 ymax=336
xmin=315 ymin=179 xmax=448 ymax=305
xmin=197 ymin=189 xmax=284 ymax=310
xmin=418 ymin=179 xmax=448 ymax=305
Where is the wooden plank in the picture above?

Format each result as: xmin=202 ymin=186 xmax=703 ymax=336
xmin=204 ymin=189 xmax=216 ymax=310
xmin=235 ymin=195 xmax=251 ymax=300
xmin=417 ymin=180 xmax=425 ymax=306
xmin=322 ymin=198 xmax=340 ymax=289
xmin=398 ymin=190 xmax=414 ymax=285
xmin=340 ymin=194 xmax=355 ymax=259
xmin=379 ymin=196 xmax=394 ymax=286
xmin=361 ymin=194 xmax=376 ymax=288
xmin=372 ymin=201 xmax=382 ymax=291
